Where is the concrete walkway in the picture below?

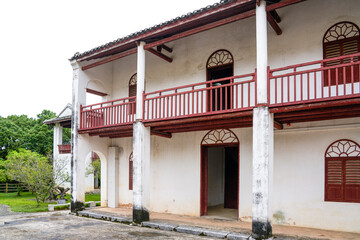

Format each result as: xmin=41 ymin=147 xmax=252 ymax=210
xmin=79 ymin=207 xmax=360 ymax=240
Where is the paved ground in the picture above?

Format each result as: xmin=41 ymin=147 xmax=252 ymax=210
xmin=0 ymin=211 xmax=217 ymax=240
xmin=0 ymin=204 xmax=18 ymax=216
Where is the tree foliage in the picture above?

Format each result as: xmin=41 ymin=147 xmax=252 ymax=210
xmin=5 ymin=149 xmax=70 ymax=205
xmin=0 ymin=110 xmax=71 ymax=182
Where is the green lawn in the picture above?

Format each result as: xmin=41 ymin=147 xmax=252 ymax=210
xmin=0 ymin=192 xmax=100 ymax=213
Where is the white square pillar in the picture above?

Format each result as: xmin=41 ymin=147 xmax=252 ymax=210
xmin=70 ymin=60 xmax=87 ymax=212
xmin=252 ymin=107 xmax=274 ymax=239
xmin=107 ymin=146 xmax=119 ymax=208
xmin=132 ymin=122 xmax=151 ymax=223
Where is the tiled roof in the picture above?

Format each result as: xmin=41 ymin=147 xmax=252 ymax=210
xmin=70 ymin=0 xmax=235 ymax=61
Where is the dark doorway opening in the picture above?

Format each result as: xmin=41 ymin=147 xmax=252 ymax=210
xmin=207 ymin=64 xmax=233 ymax=112
xmin=201 ymin=145 xmax=239 ymax=219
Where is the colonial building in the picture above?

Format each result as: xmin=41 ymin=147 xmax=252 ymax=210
xmin=69 ymin=0 xmax=360 ymax=238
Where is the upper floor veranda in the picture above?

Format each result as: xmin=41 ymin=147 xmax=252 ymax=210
xmin=72 ymin=0 xmax=360 ymax=138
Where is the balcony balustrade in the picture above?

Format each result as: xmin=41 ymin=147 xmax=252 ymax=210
xmin=80 ymin=96 xmax=136 ymax=130
xmin=79 ymin=53 xmax=360 ymax=131
xmin=269 ymin=52 xmax=360 ymax=107
xmin=143 ymin=73 xmax=256 ymax=122
xmin=58 ymin=144 xmax=71 ymax=154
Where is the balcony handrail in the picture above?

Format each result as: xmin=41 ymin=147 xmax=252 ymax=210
xmin=81 ymin=96 xmax=136 ymax=110
xmin=81 ymin=100 xmax=135 ymax=112
xmin=270 ymin=52 xmax=360 ymax=76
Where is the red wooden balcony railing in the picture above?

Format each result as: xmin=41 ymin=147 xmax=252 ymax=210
xmin=80 ymin=96 xmax=136 ymax=130
xmin=143 ymin=73 xmax=256 ymax=121
xmin=268 ymin=52 xmax=360 ymax=107
xmin=58 ymin=144 xmax=71 ymax=154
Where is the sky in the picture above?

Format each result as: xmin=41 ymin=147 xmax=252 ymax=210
xmin=0 ymin=0 xmax=218 ymax=118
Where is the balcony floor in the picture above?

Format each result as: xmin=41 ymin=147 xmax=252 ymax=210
xmin=78 ymin=97 xmax=360 ymax=138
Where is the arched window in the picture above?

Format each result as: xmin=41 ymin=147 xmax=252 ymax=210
xmin=323 ymin=22 xmax=360 ymax=85
xmin=206 ymin=50 xmax=234 ymax=111
xmin=129 ymin=73 xmax=137 ymax=114
xmin=201 ymin=129 xmax=239 ymax=146
xmin=325 ymin=139 xmax=360 ymax=202
xmin=129 ymin=152 xmax=133 ymax=190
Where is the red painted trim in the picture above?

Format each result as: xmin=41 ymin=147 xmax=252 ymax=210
xmin=266 ymin=0 xmax=306 ymax=12
xmin=82 ymin=48 xmax=137 ymax=71
xmin=144 ymin=10 xmax=256 ymax=50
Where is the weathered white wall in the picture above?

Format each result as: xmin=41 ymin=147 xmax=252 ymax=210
xmin=112 ymin=137 xmax=133 ymax=205
xmin=272 ymin=118 xmax=360 ymax=233
xmin=207 ymin=147 xmax=225 ymax=207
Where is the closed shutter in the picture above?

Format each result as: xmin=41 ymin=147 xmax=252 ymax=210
xmin=325 ymin=157 xmax=360 ymax=202
xmin=325 ymin=158 xmax=343 ymax=201
xmin=344 ymin=158 xmax=360 ymax=202
xmin=324 ymin=36 xmax=360 ymax=85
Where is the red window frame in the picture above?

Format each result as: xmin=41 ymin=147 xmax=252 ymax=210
xmin=323 ymin=22 xmax=360 ymax=86
xmin=324 ymin=139 xmax=360 ymax=203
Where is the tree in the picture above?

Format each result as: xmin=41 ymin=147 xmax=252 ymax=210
xmin=0 ymin=110 xmax=58 ymax=182
xmin=5 ymin=149 xmax=70 ymax=205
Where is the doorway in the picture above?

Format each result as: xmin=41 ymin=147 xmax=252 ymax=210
xmin=201 ymin=145 xmax=239 ymax=219
xmin=206 ymin=49 xmax=234 ymax=112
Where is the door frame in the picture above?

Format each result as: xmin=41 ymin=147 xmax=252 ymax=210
xmin=200 ymin=143 xmax=239 ymax=217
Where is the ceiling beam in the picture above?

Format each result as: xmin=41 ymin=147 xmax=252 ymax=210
xmin=86 ymin=88 xmax=108 ymax=96
xmin=274 ymin=120 xmax=283 ymax=130
xmin=267 ymin=12 xmax=282 ymax=35
xmin=151 ymin=130 xmax=172 ymax=138
xmin=147 ymin=48 xmax=172 ymax=63
xmin=82 ymin=48 xmax=137 ymax=71
xmin=269 ymin=10 xmax=281 ymax=23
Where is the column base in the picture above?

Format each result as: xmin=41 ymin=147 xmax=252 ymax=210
xmin=252 ymin=220 xmax=272 ymax=240
xmin=71 ymin=201 xmax=85 ymax=213
xmin=133 ymin=207 xmax=149 ymax=223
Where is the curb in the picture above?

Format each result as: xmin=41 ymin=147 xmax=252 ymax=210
xmin=77 ymin=210 xmax=251 ymax=239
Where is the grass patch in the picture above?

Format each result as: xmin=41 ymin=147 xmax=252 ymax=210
xmin=85 ymin=193 xmax=100 ymax=202
xmin=0 ymin=192 xmax=101 ymax=213
xmin=0 ymin=192 xmax=49 ymax=212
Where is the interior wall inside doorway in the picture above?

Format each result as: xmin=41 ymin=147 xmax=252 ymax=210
xmin=207 ymin=147 xmax=225 ymax=207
